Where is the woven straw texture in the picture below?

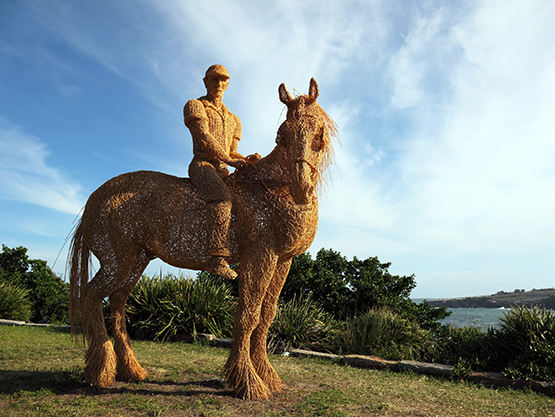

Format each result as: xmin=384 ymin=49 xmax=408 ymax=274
xmin=69 ymin=77 xmax=337 ymax=400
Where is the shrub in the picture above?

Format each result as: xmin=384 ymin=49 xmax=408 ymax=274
xmin=398 ymin=299 xmax=451 ymax=335
xmin=282 ymin=249 xmax=450 ymax=329
xmin=121 ymin=274 xmax=236 ymax=341
xmin=0 ymin=245 xmax=69 ymax=323
xmin=268 ymin=294 xmax=337 ymax=353
xmin=0 ymin=281 xmax=31 ymax=321
xmin=338 ymin=308 xmax=431 ymax=361
xmin=427 ymin=306 xmax=555 ymax=381
xmin=425 ymin=324 xmax=497 ymax=371
xmin=497 ymin=306 xmax=555 ymax=381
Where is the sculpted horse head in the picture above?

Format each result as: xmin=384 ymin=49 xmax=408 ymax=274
xmin=276 ymin=78 xmax=337 ymax=205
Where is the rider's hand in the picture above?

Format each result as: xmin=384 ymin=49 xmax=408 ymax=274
xmin=228 ymin=158 xmax=247 ymax=170
xmin=246 ymin=153 xmax=262 ymax=163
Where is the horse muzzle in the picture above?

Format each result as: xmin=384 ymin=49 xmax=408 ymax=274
xmin=290 ymin=159 xmax=316 ymax=205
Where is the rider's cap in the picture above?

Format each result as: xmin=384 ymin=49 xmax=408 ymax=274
xmin=204 ymin=64 xmax=230 ymax=80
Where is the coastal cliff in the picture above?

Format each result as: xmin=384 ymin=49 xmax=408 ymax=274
xmin=426 ymin=288 xmax=555 ymax=309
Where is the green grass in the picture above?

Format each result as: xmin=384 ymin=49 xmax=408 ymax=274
xmin=1 ymin=325 xmax=554 ymax=416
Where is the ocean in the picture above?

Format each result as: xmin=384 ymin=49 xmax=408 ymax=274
xmin=439 ymin=307 xmax=508 ymax=330
xmin=412 ymin=299 xmax=509 ymax=330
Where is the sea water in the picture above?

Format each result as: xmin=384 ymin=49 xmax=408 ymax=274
xmin=439 ymin=308 xmax=508 ymax=330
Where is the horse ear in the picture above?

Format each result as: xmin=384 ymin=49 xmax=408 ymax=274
xmin=279 ymin=83 xmax=292 ymax=104
xmin=308 ymin=78 xmax=319 ymax=102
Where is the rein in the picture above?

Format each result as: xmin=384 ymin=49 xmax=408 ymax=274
xmin=294 ymin=158 xmax=317 ymax=174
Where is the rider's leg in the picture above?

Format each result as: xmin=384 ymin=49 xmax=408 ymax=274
xmin=189 ymin=159 xmax=236 ymax=280
xmin=205 ymin=200 xmax=237 ymax=280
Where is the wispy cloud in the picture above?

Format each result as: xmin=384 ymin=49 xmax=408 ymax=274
xmin=152 ymin=0 xmax=386 ymax=152
xmin=394 ymin=1 xmax=555 ymax=252
xmin=0 ymin=117 xmax=84 ymax=215
xmin=307 ymin=1 xmax=555 ymax=296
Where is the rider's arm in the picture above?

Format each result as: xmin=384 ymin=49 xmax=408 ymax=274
xmin=184 ymin=100 xmax=237 ymax=165
xmin=228 ymin=115 xmax=245 ymax=161
xmin=228 ymin=116 xmax=260 ymax=164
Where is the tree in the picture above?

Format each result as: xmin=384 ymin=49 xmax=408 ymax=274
xmin=0 ymin=245 xmax=29 ymax=278
xmin=281 ymin=248 xmax=450 ymax=328
xmin=280 ymin=250 xmax=350 ymax=316
xmin=0 ymin=245 xmax=69 ymax=323
xmin=346 ymin=255 xmax=416 ymax=313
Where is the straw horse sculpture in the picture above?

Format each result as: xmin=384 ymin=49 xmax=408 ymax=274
xmin=69 ymin=78 xmax=336 ymax=400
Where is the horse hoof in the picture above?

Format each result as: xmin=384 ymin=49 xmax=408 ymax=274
xmin=84 ymin=367 xmax=116 ymax=387
xmin=235 ymin=381 xmax=271 ymax=401
xmin=116 ymin=364 xmax=148 ymax=382
xmin=84 ymin=341 xmax=117 ymax=387
xmin=227 ymin=370 xmax=272 ymax=400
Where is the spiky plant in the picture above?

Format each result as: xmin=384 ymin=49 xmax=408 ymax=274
xmin=339 ymin=307 xmax=431 ymax=361
xmin=0 ymin=281 xmax=31 ymax=321
xmin=121 ymin=274 xmax=236 ymax=341
xmin=497 ymin=306 xmax=555 ymax=381
xmin=269 ymin=293 xmax=337 ymax=353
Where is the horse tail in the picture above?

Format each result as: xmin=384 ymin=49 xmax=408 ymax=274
xmin=68 ymin=218 xmax=91 ymax=341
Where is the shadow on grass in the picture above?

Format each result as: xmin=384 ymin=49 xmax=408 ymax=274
xmin=0 ymin=368 xmax=84 ymax=395
xmin=0 ymin=368 xmax=236 ymax=399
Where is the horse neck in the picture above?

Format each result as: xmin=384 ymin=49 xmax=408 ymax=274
xmin=252 ymin=144 xmax=290 ymax=184
xmin=251 ymin=144 xmax=319 ymax=207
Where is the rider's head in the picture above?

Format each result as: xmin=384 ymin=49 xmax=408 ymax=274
xmin=204 ymin=65 xmax=230 ymax=101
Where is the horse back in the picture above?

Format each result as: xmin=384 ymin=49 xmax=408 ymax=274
xmin=81 ymin=171 xmax=206 ymax=261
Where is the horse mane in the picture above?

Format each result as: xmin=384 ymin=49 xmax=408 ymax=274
xmin=284 ymin=94 xmax=339 ymax=194
xmin=316 ymin=102 xmax=339 ymax=193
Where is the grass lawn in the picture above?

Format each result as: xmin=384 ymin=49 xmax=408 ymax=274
xmin=0 ymin=325 xmax=554 ymax=416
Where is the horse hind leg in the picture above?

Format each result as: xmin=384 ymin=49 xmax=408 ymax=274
xmin=82 ymin=248 xmax=142 ymax=387
xmin=110 ymin=251 xmax=151 ymax=382
xmin=82 ymin=265 xmax=118 ymax=387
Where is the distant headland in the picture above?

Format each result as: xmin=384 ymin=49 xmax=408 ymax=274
xmin=426 ymin=288 xmax=555 ymax=309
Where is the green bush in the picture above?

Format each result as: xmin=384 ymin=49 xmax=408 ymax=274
xmin=497 ymin=306 xmax=555 ymax=381
xmin=427 ymin=306 xmax=555 ymax=381
xmin=121 ymin=274 xmax=236 ymax=341
xmin=0 ymin=245 xmax=69 ymax=323
xmin=268 ymin=294 xmax=337 ymax=353
xmin=0 ymin=281 xmax=31 ymax=321
xmin=425 ymin=324 xmax=497 ymax=371
xmin=338 ymin=308 xmax=431 ymax=361
xmin=282 ymin=249 xmax=450 ymax=329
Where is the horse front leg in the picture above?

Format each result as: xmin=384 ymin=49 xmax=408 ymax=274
xmin=250 ymin=259 xmax=292 ymax=393
xmin=224 ymin=249 xmax=278 ymax=400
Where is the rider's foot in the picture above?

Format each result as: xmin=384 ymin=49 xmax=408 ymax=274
xmin=207 ymin=256 xmax=237 ymax=280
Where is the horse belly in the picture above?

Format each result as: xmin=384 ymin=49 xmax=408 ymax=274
xmin=147 ymin=210 xmax=240 ymax=270
xmin=142 ymin=208 xmax=207 ymax=270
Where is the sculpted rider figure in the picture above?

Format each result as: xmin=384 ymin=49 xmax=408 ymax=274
xmin=184 ymin=65 xmax=257 ymax=280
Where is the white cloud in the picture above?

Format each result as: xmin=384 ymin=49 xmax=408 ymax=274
xmin=0 ymin=118 xmax=84 ymax=215
xmin=151 ymin=0 xmax=387 ymax=155
xmin=390 ymin=1 xmax=555 ymax=256
xmin=308 ymin=1 xmax=555 ymax=297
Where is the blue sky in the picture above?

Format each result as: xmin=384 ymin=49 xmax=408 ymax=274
xmin=1 ymin=0 xmax=554 ymax=298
